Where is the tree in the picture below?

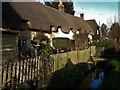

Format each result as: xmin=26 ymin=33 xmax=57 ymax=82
xmin=100 ymin=23 xmax=108 ymax=37
xmin=44 ymin=0 xmax=75 ymax=15
xmin=63 ymin=2 xmax=75 ymax=15
xmin=44 ymin=1 xmax=59 ymax=9
xmin=107 ymin=16 xmax=118 ymax=27
xmin=106 ymin=16 xmax=120 ymax=43
xmin=108 ymin=22 xmax=120 ymax=44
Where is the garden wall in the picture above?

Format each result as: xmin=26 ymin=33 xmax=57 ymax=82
xmin=52 ymin=46 xmax=96 ymax=71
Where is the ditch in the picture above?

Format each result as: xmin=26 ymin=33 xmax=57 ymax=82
xmin=76 ymin=60 xmax=106 ymax=90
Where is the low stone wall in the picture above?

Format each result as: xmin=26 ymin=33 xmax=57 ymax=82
xmin=52 ymin=46 xmax=96 ymax=71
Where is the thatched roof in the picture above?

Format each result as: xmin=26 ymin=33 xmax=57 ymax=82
xmin=2 ymin=2 xmax=94 ymax=34
xmin=86 ymin=19 xmax=99 ymax=34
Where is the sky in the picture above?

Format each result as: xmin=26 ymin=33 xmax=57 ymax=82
xmin=38 ymin=0 xmax=119 ymax=27
xmin=74 ymin=2 xmax=118 ymax=27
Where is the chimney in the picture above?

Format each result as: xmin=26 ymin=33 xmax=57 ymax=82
xmin=80 ymin=8 xmax=84 ymax=20
xmin=58 ymin=0 xmax=64 ymax=12
xmin=80 ymin=13 xmax=84 ymax=20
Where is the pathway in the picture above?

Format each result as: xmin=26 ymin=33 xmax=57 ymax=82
xmin=94 ymin=57 xmax=107 ymax=62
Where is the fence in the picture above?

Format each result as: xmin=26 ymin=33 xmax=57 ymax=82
xmin=1 ymin=55 xmax=54 ymax=89
xmin=1 ymin=46 xmax=96 ymax=89
xmin=52 ymin=46 xmax=96 ymax=71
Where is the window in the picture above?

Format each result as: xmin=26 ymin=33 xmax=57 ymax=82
xmin=97 ymin=30 xmax=99 ymax=35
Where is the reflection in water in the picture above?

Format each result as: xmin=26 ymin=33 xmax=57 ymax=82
xmin=89 ymin=69 xmax=104 ymax=89
xmin=76 ymin=68 xmax=104 ymax=90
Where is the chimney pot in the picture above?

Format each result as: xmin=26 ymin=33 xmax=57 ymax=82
xmin=80 ymin=8 xmax=84 ymax=20
xmin=80 ymin=13 xmax=84 ymax=20
xmin=58 ymin=0 xmax=64 ymax=12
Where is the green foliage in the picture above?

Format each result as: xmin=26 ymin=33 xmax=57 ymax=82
xmin=101 ymin=40 xmax=117 ymax=58
xmin=102 ymin=70 xmax=120 ymax=89
xmin=63 ymin=2 xmax=75 ymax=15
xmin=38 ymin=42 xmax=53 ymax=55
xmin=53 ymin=38 xmax=74 ymax=49
xmin=100 ymin=23 xmax=108 ymax=36
xmin=17 ymin=80 xmax=38 ymax=90
xmin=102 ymin=58 xmax=120 ymax=89
xmin=108 ymin=59 xmax=120 ymax=71
xmin=109 ymin=22 xmax=120 ymax=40
xmin=45 ymin=1 xmax=59 ymax=9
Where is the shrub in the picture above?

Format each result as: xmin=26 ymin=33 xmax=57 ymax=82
xmin=102 ymin=58 xmax=120 ymax=89
xmin=101 ymin=40 xmax=118 ymax=58
xmin=46 ymin=63 xmax=89 ymax=89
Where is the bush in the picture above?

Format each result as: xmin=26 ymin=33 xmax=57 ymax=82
xmin=46 ymin=63 xmax=89 ymax=89
xmin=101 ymin=40 xmax=118 ymax=58
xmin=102 ymin=58 xmax=120 ymax=89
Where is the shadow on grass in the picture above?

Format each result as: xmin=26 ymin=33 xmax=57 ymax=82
xmin=46 ymin=58 xmax=90 ymax=90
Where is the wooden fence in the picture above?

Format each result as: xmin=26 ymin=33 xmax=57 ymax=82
xmin=1 ymin=56 xmax=54 ymax=89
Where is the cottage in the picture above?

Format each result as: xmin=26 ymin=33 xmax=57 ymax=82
xmin=44 ymin=1 xmax=94 ymax=50
xmin=2 ymin=1 xmax=94 ymax=57
xmin=86 ymin=19 xmax=100 ymax=42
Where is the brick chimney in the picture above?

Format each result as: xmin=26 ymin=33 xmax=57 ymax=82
xmin=58 ymin=0 xmax=64 ymax=12
xmin=80 ymin=8 xmax=84 ymax=20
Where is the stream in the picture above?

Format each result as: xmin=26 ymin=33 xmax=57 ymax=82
xmin=76 ymin=61 xmax=105 ymax=90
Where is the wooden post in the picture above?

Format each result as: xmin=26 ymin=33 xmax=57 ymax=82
xmin=13 ymin=62 xmax=17 ymax=89
xmin=1 ymin=65 xmax=4 ymax=88
xmin=36 ymin=57 xmax=38 ymax=77
xmin=10 ymin=63 xmax=13 ymax=88
xmin=18 ymin=61 xmax=21 ymax=85
xmin=52 ymin=57 xmax=54 ymax=73
xmin=21 ymin=60 xmax=24 ymax=83
xmin=39 ymin=56 xmax=41 ymax=77
xmin=33 ymin=58 xmax=36 ymax=78
xmin=28 ymin=58 xmax=30 ymax=80
xmin=25 ymin=59 xmax=27 ymax=81
xmin=31 ymin=58 xmax=33 ymax=79
xmin=5 ymin=63 xmax=9 ymax=88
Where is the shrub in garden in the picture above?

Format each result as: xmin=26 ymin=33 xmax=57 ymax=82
xmin=101 ymin=40 xmax=118 ymax=58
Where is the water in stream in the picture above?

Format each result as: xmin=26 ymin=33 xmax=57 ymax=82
xmin=76 ymin=68 xmax=104 ymax=90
